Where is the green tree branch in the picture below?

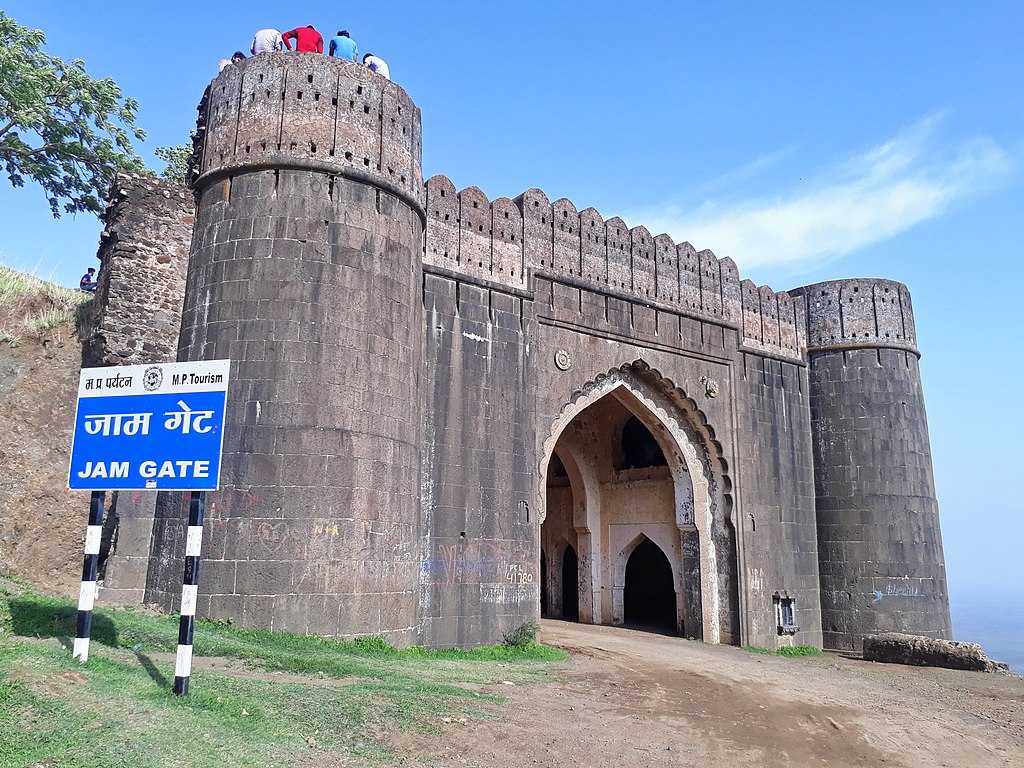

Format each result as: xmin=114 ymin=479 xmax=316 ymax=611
xmin=0 ymin=10 xmax=148 ymax=217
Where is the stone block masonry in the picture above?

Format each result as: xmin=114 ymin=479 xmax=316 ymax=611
xmin=141 ymin=54 xmax=425 ymax=644
xmin=92 ymin=53 xmax=951 ymax=652
xmin=790 ymin=280 xmax=951 ymax=652
xmin=83 ymin=175 xmax=194 ymax=368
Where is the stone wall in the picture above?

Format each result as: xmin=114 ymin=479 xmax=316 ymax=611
xmin=83 ymin=175 xmax=193 ymax=367
xmin=423 ymin=176 xmax=807 ymax=363
xmin=419 ymin=274 xmax=537 ymax=646
xmin=863 ymin=633 xmax=1008 ymax=672
xmin=732 ymin=353 xmax=822 ymax=647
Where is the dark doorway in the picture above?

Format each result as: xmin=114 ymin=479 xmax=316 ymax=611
xmin=624 ymin=537 xmax=676 ymax=633
xmin=540 ymin=550 xmax=549 ymax=617
xmin=561 ymin=545 xmax=579 ymax=621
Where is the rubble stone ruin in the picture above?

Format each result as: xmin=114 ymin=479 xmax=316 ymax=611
xmin=87 ymin=52 xmax=952 ymax=652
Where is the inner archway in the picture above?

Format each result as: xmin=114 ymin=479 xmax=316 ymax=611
xmin=540 ymin=382 xmax=694 ymax=635
xmin=538 ymin=363 xmax=740 ymax=644
xmin=624 ymin=537 xmax=676 ymax=632
xmin=561 ymin=545 xmax=579 ymax=621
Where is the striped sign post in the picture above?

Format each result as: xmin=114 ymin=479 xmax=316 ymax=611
xmin=73 ymin=491 xmax=105 ymax=662
xmin=67 ymin=360 xmax=230 ymax=684
xmin=172 ymin=491 xmax=206 ymax=696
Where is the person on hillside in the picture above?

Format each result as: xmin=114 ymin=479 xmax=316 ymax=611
xmin=79 ymin=268 xmax=97 ymax=293
xmin=362 ymin=52 xmax=390 ymax=80
xmin=251 ymin=27 xmax=285 ymax=55
xmin=282 ymin=25 xmax=324 ymax=54
xmin=328 ymin=30 xmax=358 ymax=62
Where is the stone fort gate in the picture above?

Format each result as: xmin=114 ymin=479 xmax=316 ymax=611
xmin=90 ymin=53 xmax=951 ymax=652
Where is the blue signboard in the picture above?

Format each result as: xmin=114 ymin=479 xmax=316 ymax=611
xmin=68 ymin=360 xmax=231 ymax=491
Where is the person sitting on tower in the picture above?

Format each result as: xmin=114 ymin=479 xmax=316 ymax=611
xmin=282 ymin=24 xmax=324 ymax=54
xmin=328 ymin=30 xmax=358 ymax=61
xmin=251 ymin=27 xmax=285 ymax=55
xmin=362 ymin=52 xmax=390 ymax=80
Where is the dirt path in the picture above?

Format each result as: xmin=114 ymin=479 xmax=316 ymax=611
xmin=397 ymin=620 xmax=1024 ymax=768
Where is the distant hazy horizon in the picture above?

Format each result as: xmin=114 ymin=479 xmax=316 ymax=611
xmin=950 ymin=589 xmax=1023 ymax=674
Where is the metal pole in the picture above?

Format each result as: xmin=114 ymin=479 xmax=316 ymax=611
xmin=172 ymin=491 xmax=205 ymax=696
xmin=73 ymin=491 xmax=105 ymax=662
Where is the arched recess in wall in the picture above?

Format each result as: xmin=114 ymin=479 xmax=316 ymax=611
xmin=537 ymin=361 xmax=738 ymax=645
xmin=544 ymin=441 xmax=602 ymax=625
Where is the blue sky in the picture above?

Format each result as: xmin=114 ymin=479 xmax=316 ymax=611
xmin=3 ymin=3 xmax=1022 ymax=617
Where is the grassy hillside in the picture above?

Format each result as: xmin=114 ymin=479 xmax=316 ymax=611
xmin=0 ymin=264 xmax=90 ymax=347
xmin=0 ymin=579 xmax=565 ymax=767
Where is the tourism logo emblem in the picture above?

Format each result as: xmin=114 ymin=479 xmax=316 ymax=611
xmin=68 ymin=360 xmax=231 ymax=491
xmin=143 ymin=365 xmax=164 ymax=391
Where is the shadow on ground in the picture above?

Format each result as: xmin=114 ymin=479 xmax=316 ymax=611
xmin=7 ymin=597 xmax=118 ymax=649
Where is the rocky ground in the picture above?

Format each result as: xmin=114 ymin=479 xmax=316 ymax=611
xmin=397 ymin=620 xmax=1024 ymax=768
xmin=0 ymin=329 xmax=88 ymax=597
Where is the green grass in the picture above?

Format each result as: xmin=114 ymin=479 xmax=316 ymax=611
xmin=744 ymin=644 xmax=823 ymax=658
xmin=0 ymin=582 xmax=566 ymax=767
xmin=0 ymin=264 xmax=90 ymax=345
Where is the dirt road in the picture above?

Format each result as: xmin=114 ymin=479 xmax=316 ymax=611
xmin=400 ymin=620 xmax=1024 ymax=768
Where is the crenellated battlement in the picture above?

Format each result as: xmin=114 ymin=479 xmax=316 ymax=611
xmin=185 ymin=53 xmax=919 ymax=369
xmin=423 ymin=175 xmax=807 ymax=361
xmin=789 ymin=279 xmax=918 ymax=356
xmin=196 ymin=52 xmax=423 ymax=216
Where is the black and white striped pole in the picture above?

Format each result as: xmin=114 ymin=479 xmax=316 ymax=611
xmin=172 ymin=491 xmax=206 ymax=696
xmin=73 ymin=491 xmax=105 ymax=662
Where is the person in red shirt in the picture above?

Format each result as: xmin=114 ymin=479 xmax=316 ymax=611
xmin=282 ymin=25 xmax=323 ymax=53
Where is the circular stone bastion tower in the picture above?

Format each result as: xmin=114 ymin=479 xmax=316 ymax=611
xmin=790 ymin=279 xmax=952 ymax=652
xmin=172 ymin=53 xmax=424 ymax=642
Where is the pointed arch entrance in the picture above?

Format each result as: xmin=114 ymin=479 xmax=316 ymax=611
xmin=623 ymin=536 xmax=676 ymax=631
xmin=538 ymin=362 xmax=739 ymax=644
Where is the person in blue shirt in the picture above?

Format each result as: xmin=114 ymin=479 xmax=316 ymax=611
xmin=328 ymin=30 xmax=358 ymax=62
xmin=79 ymin=267 xmax=98 ymax=293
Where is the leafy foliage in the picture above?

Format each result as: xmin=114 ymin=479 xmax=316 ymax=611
xmin=0 ymin=10 xmax=147 ymax=217
xmin=154 ymin=143 xmax=192 ymax=185
xmin=503 ymin=619 xmax=540 ymax=648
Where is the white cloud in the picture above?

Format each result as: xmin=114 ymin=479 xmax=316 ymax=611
xmin=627 ymin=115 xmax=1014 ymax=272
